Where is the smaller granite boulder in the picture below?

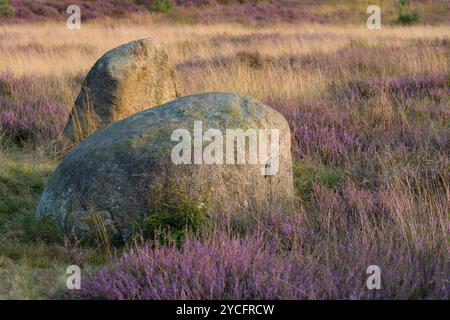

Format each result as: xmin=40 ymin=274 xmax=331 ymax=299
xmin=64 ymin=38 xmax=180 ymax=142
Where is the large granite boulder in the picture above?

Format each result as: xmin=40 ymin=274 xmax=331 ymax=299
xmin=38 ymin=93 xmax=295 ymax=240
xmin=64 ymin=38 xmax=180 ymax=142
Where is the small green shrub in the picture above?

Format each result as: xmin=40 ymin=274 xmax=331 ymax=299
xmin=141 ymin=179 xmax=210 ymax=244
xmin=0 ymin=0 xmax=14 ymax=17
xmin=293 ymin=160 xmax=343 ymax=202
xmin=21 ymin=216 xmax=65 ymax=243
xmin=396 ymin=0 xmax=421 ymax=25
xmin=236 ymin=51 xmax=268 ymax=69
xmin=397 ymin=11 xmax=421 ymax=25
xmin=134 ymin=0 xmax=172 ymax=13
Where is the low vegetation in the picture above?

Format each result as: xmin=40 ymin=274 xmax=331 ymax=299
xmin=0 ymin=0 xmax=448 ymax=299
xmin=142 ymin=179 xmax=210 ymax=244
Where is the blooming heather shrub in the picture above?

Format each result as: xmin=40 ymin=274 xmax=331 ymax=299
xmin=0 ymin=71 xmax=69 ymax=145
xmin=7 ymin=0 xmax=146 ymax=21
xmin=266 ymin=97 xmax=364 ymax=165
xmin=78 ymin=234 xmax=305 ymax=299
xmin=429 ymin=87 xmax=450 ymax=103
xmin=346 ymin=73 xmax=448 ymax=100
xmin=266 ymin=91 xmax=449 ymax=201
xmin=173 ymin=0 xmax=327 ymax=24
xmin=77 ymin=196 xmax=449 ymax=299
xmin=175 ymin=0 xmax=263 ymax=6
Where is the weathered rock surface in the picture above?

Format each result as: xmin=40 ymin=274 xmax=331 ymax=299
xmin=63 ymin=38 xmax=180 ymax=142
xmin=38 ymin=93 xmax=294 ymax=240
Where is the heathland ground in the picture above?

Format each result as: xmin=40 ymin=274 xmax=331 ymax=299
xmin=0 ymin=1 xmax=448 ymax=299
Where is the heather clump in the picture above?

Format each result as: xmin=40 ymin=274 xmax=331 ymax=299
xmin=7 ymin=0 xmax=146 ymax=21
xmin=0 ymin=71 xmax=69 ymax=145
xmin=76 ymin=195 xmax=448 ymax=299
xmin=346 ymin=73 xmax=448 ymax=100
xmin=77 ymin=233 xmax=305 ymax=300
xmin=267 ymin=97 xmax=364 ymax=165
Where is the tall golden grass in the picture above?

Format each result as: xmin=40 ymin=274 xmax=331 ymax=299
xmin=1 ymin=21 xmax=448 ymax=90
xmin=0 ymin=20 xmax=446 ymax=110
